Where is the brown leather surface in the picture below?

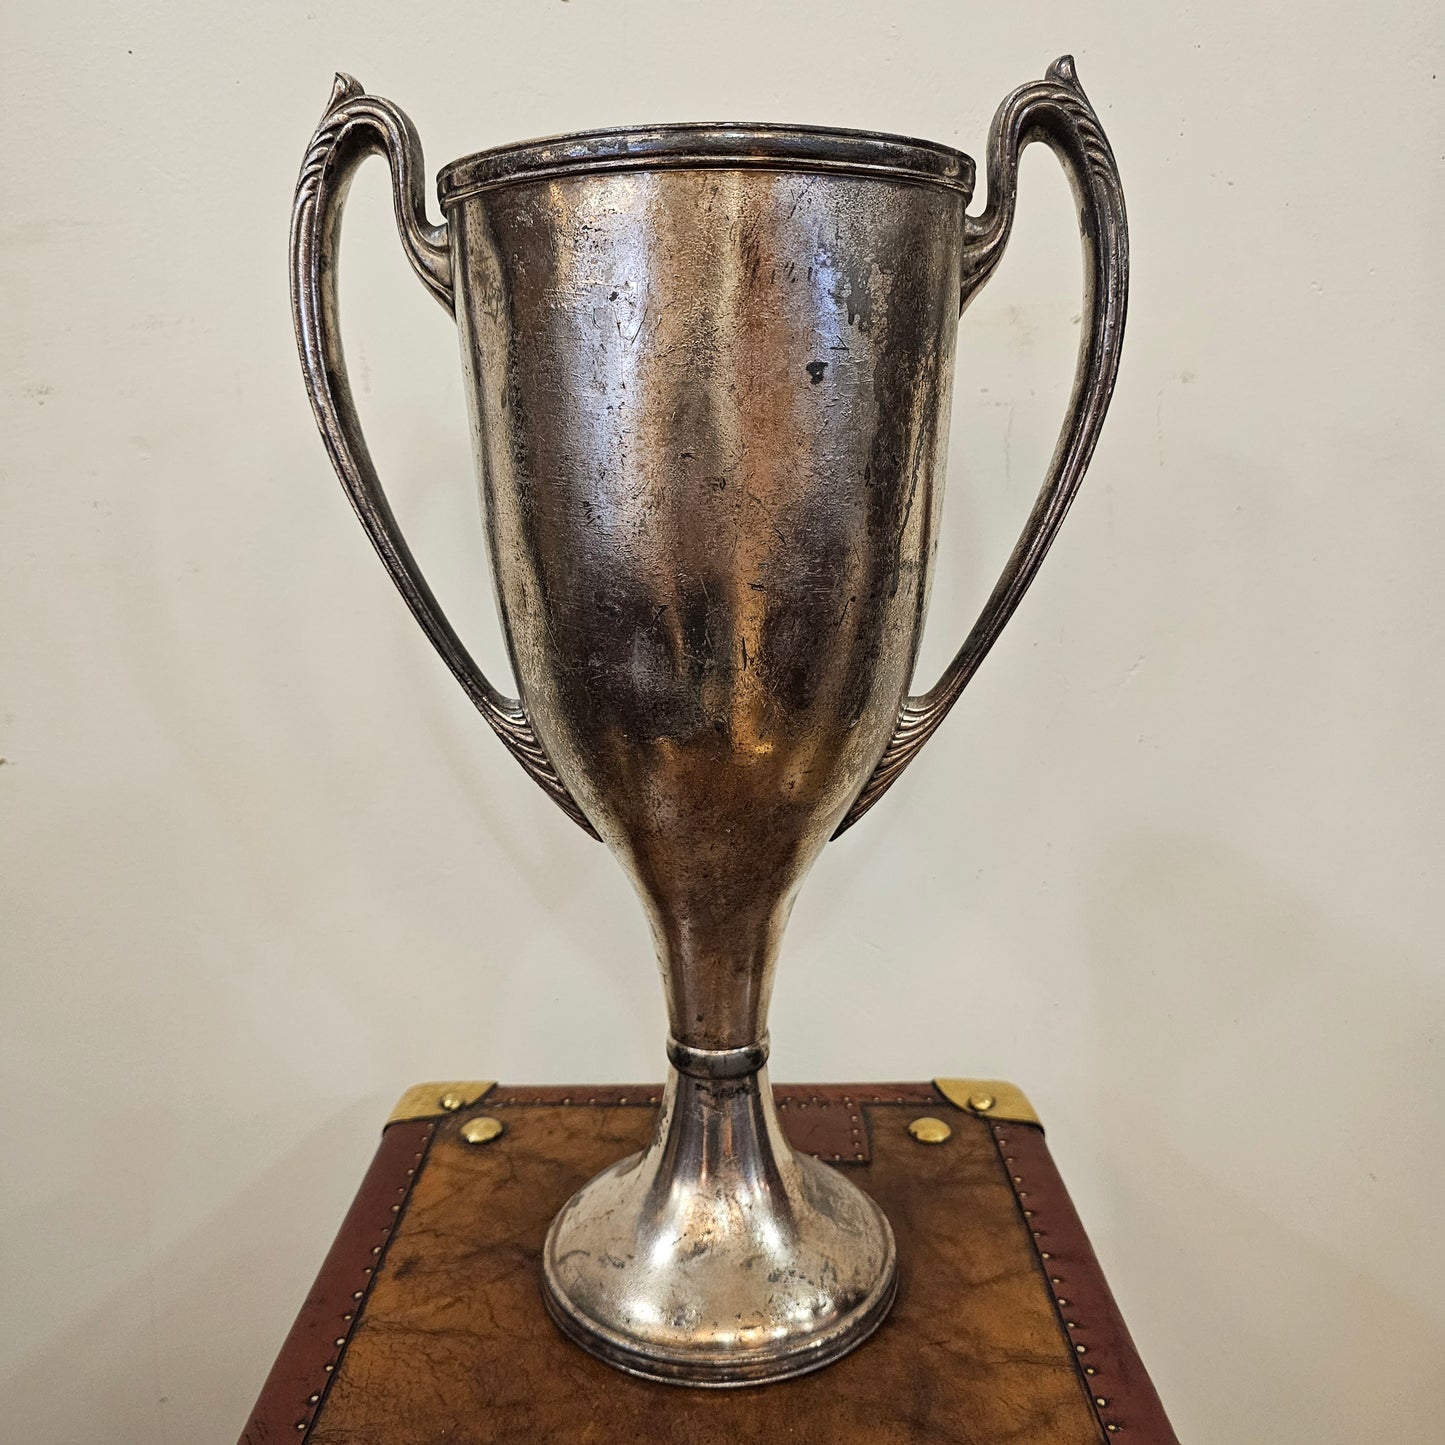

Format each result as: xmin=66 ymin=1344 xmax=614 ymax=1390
xmin=989 ymin=1120 xmax=1178 ymax=1442
xmin=242 ymin=1087 xmax=1177 ymax=1444
xmin=239 ymin=1116 xmax=437 ymax=1444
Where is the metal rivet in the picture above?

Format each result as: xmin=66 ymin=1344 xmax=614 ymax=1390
xmin=334 ymin=1337 xmax=345 ymax=1347
xmin=1095 ymin=1397 xmax=1108 ymax=1408
xmin=907 ymin=1116 xmax=952 ymax=1144
xmin=460 ymin=1115 xmax=504 ymax=1146
xmin=308 ymin=1394 xmax=319 ymax=1405
xmin=1075 ymin=1344 xmax=1087 ymax=1354
xmin=968 ymin=1092 xmax=996 ymax=1112
xmin=438 ymin=1093 xmax=465 ymax=1112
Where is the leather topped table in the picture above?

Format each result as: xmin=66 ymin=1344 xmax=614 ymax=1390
xmin=240 ymin=1079 xmax=1177 ymax=1444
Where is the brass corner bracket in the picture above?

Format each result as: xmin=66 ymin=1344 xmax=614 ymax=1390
xmin=387 ymin=1080 xmax=496 ymax=1126
xmin=934 ymin=1078 xmax=1041 ymax=1129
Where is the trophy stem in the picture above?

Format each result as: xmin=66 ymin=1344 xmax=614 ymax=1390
xmin=541 ymin=1037 xmax=897 ymax=1386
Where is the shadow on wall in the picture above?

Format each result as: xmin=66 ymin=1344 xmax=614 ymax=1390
xmin=1084 ymin=833 xmax=1443 ymax=1445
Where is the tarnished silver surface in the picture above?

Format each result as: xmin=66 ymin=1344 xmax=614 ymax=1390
xmin=542 ymin=1045 xmax=896 ymax=1385
xmin=290 ymin=56 xmax=1128 ymax=1385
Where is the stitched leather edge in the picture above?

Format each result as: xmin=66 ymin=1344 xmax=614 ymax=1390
xmin=482 ymin=1082 xmax=941 ymax=1105
xmin=485 ymin=1082 xmax=942 ymax=1164
xmin=237 ymin=1118 xmax=437 ymax=1444
xmin=987 ymin=1119 xmax=1180 ymax=1444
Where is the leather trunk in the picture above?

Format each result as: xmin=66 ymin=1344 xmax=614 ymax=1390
xmin=240 ymin=1080 xmax=1177 ymax=1443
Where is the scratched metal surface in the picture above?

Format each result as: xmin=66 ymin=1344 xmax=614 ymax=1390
xmin=451 ymin=162 xmax=964 ymax=1048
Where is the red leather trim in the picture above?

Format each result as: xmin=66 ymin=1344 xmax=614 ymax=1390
xmin=483 ymin=1082 xmax=940 ymax=1106
xmin=990 ymin=1120 xmax=1179 ymax=1444
xmin=485 ymin=1082 xmax=942 ymax=1163
xmin=485 ymin=1083 xmax=664 ymax=1106
xmin=238 ymin=1118 xmax=436 ymax=1445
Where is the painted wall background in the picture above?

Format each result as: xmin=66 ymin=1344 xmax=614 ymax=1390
xmin=3 ymin=3 xmax=1441 ymax=1440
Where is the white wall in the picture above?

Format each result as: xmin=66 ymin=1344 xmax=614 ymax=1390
xmin=3 ymin=3 xmax=1441 ymax=1441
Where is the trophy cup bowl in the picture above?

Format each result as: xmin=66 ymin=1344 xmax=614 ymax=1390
xmin=291 ymin=58 xmax=1126 ymax=1385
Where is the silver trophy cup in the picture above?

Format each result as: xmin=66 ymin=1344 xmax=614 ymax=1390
xmin=291 ymin=57 xmax=1127 ymax=1385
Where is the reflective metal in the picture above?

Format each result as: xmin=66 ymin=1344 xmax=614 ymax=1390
xmin=544 ymin=1043 xmax=897 ymax=1383
xmin=290 ymin=56 xmax=1128 ymax=1385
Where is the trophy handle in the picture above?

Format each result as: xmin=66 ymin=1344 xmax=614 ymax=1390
xmin=835 ymin=56 xmax=1128 ymax=837
xmin=290 ymin=75 xmax=597 ymax=837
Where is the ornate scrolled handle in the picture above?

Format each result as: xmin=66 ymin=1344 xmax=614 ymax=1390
xmin=836 ymin=56 xmax=1129 ymax=836
xmin=290 ymin=75 xmax=596 ymax=836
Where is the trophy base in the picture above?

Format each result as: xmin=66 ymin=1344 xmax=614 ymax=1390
xmin=540 ymin=1045 xmax=898 ymax=1386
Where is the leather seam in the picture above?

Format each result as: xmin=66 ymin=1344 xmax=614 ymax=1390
xmin=492 ymin=1092 xmax=663 ymax=1106
xmin=776 ymin=1093 xmax=869 ymax=1163
xmin=297 ymin=1119 xmax=438 ymax=1441
xmin=486 ymin=1090 xmax=937 ymax=1105
xmin=989 ymin=1121 xmax=1118 ymax=1441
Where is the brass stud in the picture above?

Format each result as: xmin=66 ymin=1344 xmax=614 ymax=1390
xmin=907 ymin=1116 xmax=952 ymax=1145
xmin=460 ymin=1115 xmax=504 ymax=1146
xmin=438 ymin=1092 xmax=465 ymax=1112
xmin=968 ymin=1091 xmax=996 ymax=1112
xmin=1095 ymin=1397 xmax=1108 ymax=1408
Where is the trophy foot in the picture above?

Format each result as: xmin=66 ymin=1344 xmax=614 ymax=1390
xmin=541 ymin=1041 xmax=897 ymax=1386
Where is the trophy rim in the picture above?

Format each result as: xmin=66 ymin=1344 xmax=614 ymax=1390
xmin=437 ymin=120 xmax=974 ymax=206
